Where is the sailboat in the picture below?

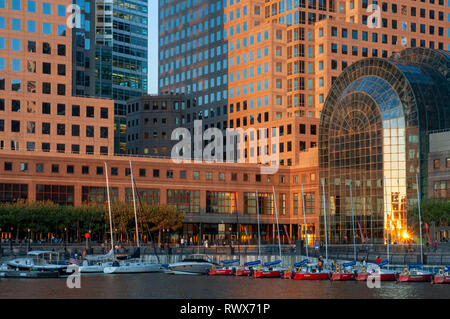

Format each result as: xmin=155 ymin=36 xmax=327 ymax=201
xmin=432 ymin=266 xmax=450 ymax=284
xmin=104 ymin=161 xmax=161 ymax=274
xmin=80 ymin=162 xmax=116 ymax=273
xmin=208 ymin=259 xmax=240 ymax=276
xmin=356 ymin=177 xmax=396 ymax=281
xmin=253 ymin=186 xmax=283 ymax=278
xmin=234 ymin=190 xmax=261 ymax=276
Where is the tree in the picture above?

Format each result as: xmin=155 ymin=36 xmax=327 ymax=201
xmin=407 ymin=197 xmax=450 ymax=228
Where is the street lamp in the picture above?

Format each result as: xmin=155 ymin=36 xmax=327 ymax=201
xmin=27 ymin=228 xmax=31 ymax=252
xmin=64 ymin=227 xmax=67 ymax=251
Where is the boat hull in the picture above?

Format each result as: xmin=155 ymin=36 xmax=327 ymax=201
xmin=283 ymin=271 xmax=293 ymax=279
xmin=253 ymin=270 xmax=281 ymax=278
xmin=103 ymin=264 xmax=161 ymax=274
xmin=294 ymin=272 xmax=330 ymax=280
xmin=79 ymin=265 xmax=107 ymax=273
xmin=356 ymin=273 xmax=396 ymax=281
xmin=397 ymin=274 xmax=432 ymax=282
xmin=209 ymin=269 xmax=233 ymax=276
xmin=168 ymin=262 xmax=213 ymax=275
xmin=234 ymin=269 xmax=251 ymax=276
xmin=331 ymin=273 xmax=355 ymax=281
xmin=433 ymin=275 xmax=450 ymax=284
xmin=2 ymin=270 xmax=59 ymax=278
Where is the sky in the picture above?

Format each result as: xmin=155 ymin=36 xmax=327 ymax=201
xmin=148 ymin=1 xmax=159 ymax=94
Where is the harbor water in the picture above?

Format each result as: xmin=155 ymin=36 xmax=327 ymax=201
xmin=0 ymin=272 xmax=449 ymax=299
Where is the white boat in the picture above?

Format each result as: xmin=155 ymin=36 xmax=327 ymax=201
xmin=79 ymin=260 xmax=114 ymax=273
xmin=103 ymin=260 xmax=161 ymax=274
xmin=167 ymin=254 xmax=215 ymax=275
xmin=6 ymin=251 xmax=68 ymax=275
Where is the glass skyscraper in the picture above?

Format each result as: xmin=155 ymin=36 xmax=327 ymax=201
xmin=73 ymin=0 xmax=148 ymax=154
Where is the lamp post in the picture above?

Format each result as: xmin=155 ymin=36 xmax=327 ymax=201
xmin=27 ymin=228 xmax=31 ymax=252
xmin=64 ymin=227 xmax=67 ymax=251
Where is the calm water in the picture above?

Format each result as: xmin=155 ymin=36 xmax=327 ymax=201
xmin=0 ymin=273 xmax=449 ymax=299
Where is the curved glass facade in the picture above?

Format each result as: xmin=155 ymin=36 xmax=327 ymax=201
xmin=319 ymin=48 xmax=450 ymax=244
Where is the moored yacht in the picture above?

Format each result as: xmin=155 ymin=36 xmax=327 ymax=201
xmin=167 ymin=254 xmax=215 ymax=275
xmin=6 ymin=251 xmax=68 ymax=275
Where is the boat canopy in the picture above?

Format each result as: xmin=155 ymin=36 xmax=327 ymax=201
xmin=221 ymin=259 xmax=240 ymax=265
xmin=264 ymin=260 xmax=281 ymax=267
xmin=244 ymin=260 xmax=261 ymax=267
xmin=85 ymin=249 xmax=114 ymax=261
xmin=408 ymin=263 xmax=423 ymax=268
xmin=444 ymin=266 xmax=450 ymax=272
xmin=377 ymin=260 xmax=389 ymax=267
xmin=343 ymin=261 xmax=356 ymax=268
xmin=294 ymin=259 xmax=308 ymax=268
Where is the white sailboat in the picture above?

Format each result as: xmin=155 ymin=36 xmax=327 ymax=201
xmin=103 ymin=161 xmax=161 ymax=274
xmin=253 ymin=186 xmax=283 ymax=278
xmin=80 ymin=162 xmax=116 ymax=273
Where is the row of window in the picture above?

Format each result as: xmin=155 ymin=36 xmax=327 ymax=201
xmin=0 ymin=142 xmax=108 ymax=155
xmin=0 ymin=99 xmax=109 ymax=119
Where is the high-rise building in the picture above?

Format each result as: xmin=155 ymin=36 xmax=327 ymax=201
xmin=0 ymin=0 xmax=114 ymax=156
xmin=72 ymin=0 xmax=149 ymax=155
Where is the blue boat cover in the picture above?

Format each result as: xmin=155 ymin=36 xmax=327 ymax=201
xmin=377 ymin=260 xmax=389 ymax=267
xmin=293 ymin=259 xmax=309 ymax=268
xmin=445 ymin=266 xmax=450 ymax=271
xmin=221 ymin=259 xmax=240 ymax=264
xmin=408 ymin=263 xmax=423 ymax=268
xmin=264 ymin=260 xmax=281 ymax=267
xmin=244 ymin=260 xmax=261 ymax=267
xmin=161 ymin=264 xmax=169 ymax=269
xmin=343 ymin=261 xmax=356 ymax=267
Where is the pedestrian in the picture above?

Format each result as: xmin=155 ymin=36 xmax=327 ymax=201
xmin=180 ymin=237 xmax=184 ymax=247
xmin=362 ymin=257 xmax=367 ymax=267
xmin=376 ymin=256 xmax=381 ymax=264
xmin=317 ymin=256 xmax=324 ymax=272
xmin=434 ymin=240 xmax=438 ymax=252
xmin=190 ymin=237 xmax=193 ymax=246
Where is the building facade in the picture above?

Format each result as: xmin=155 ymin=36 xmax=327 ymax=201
xmin=126 ymin=94 xmax=190 ymax=157
xmin=0 ymin=0 xmax=114 ymax=156
xmin=319 ymin=48 xmax=450 ymax=244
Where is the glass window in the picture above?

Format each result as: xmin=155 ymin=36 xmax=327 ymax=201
xmin=27 ymin=0 xmax=36 ymax=12
xmin=57 ymin=25 xmax=65 ymax=36
xmin=42 ymin=22 xmax=51 ymax=35
xmin=12 ymin=18 xmax=21 ymax=31
xmin=12 ymin=59 xmax=21 ymax=71
xmin=12 ymin=0 xmax=21 ymax=10
xmin=57 ymin=5 xmax=65 ymax=16
xmin=42 ymin=2 xmax=51 ymax=15
xmin=27 ymin=20 xmax=36 ymax=32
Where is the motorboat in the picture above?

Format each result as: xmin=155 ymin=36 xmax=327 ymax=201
xmin=356 ymin=261 xmax=397 ymax=281
xmin=292 ymin=260 xmax=330 ymax=280
xmin=167 ymin=254 xmax=215 ymax=275
xmin=397 ymin=263 xmax=432 ymax=282
xmin=253 ymin=260 xmax=283 ymax=278
xmin=6 ymin=251 xmax=68 ymax=275
xmin=103 ymin=260 xmax=162 ymax=274
xmin=433 ymin=266 xmax=450 ymax=284
xmin=208 ymin=259 xmax=240 ymax=276
xmin=234 ymin=260 xmax=261 ymax=276
xmin=331 ymin=261 xmax=356 ymax=281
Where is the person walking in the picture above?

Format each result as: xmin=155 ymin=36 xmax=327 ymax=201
xmin=376 ymin=256 xmax=381 ymax=264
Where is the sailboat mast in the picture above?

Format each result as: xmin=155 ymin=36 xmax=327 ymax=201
xmin=104 ymin=162 xmax=114 ymax=253
xmin=129 ymin=161 xmax=140 ymax=248
xmin=350 ymin=181 xmax=356 ymax=261
xmin=416 ymin=174 xmax=423 ymax=264
xmin=256 ymin=190 xmax=261 ymax=260
xmin=321 ymin=180 xmax=328 ymax=262
xmin=272 ymin=186 xmax=282 ymax=261
xmin=383 ymin=176 xmax=390 ymax=264
xmin=301 ymin=184 xmax=308 ymax=259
